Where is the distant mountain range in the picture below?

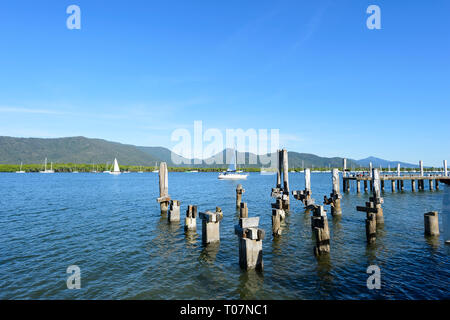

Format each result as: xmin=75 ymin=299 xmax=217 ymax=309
xmin=0 ymin=136 xmax=420 ymax=168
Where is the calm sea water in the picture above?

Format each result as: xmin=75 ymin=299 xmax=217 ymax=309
xmin=0 ymin=172 xmax=448 ymax=299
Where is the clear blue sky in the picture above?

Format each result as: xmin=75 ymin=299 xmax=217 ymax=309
xmin=0 ymin=0 xmax=449 ymax=166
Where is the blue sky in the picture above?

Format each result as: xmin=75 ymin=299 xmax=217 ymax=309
xmin=0 ymin=0 xmax=449 ymax=166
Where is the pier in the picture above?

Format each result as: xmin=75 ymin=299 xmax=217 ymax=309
xmin=343 ymin=174 xmax=449 ymax=193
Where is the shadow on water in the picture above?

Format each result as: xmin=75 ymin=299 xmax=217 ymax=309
xmin=184 ymin=229 xmax=199 ymax=247
xmin=199 ymin=242 xmax=220 ymax=264
xmin=237 ymin=269 xmax=264 ymax=299
xmin=425 ymin=235 xmax=440 ymax=251
xmin=315 ymin=253 xmax=334 ymax=293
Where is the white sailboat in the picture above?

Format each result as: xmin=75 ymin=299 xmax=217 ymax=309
xmin=16 ymin=162 xmax=26 ymax=173
xmin=218 ymin=149 xmax=248 ymax=180
xmin=40 ymin=158 xmax=54 ymax=173
xmin=109 ymin=158 xmax=121 ymax=175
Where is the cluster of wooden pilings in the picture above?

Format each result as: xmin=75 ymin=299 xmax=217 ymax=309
xmin=155 ymin=162 xmax=264 ymax=271
xmin=292 ymin=168 xmax=315 ymax=207
xmin=356 ymin=169 xmax=384 ymax=243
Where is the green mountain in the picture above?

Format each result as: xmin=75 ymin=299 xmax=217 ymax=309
xmin=0 ymin=135 xmax=359 ymax=168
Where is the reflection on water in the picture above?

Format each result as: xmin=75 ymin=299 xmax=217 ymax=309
xmin=0 ymin=172 xmax=448 ymax=299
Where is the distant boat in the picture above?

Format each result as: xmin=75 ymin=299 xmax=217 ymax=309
xmin=16 ymin=162 xmax=26 ymax=174
xmin=138 ymin=166 xmax=144 ymax=173
xmin=218 ymin=149 xmax=248 ymax=180
xmin=109 ymin=158 xmax=121 ymax=175
xmin=260 ymin=168 xmax=276 ymax=175
xmin=152 ymin=162 xmax=158 ymax=173
xmin=103 ymin=161 xmax=111 ymax=174
xmin=40 ymin=158 xmax=54 ymax=173
xmin=72 ymin=166 xmax=79 ymax=173
xmin=186 ymin=170 xmax=198 ymax=173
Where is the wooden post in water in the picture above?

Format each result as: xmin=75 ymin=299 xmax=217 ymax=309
xmin=412 ymin=179 xmax=416 ymax=192
xmin=271 ymin=198 xmax=285 ymax=237
xmin=292 ymin=168 xmax=315 ymax=207
xmin=236 ymin=184 xmax=245 ymax=209
xmin=282 ymin=149 xmax=290 ymax=210
xmin=240 ymin=202 xmax=248 ymax=218
xmin=310 ymin=205 xmax=330 ymax=256
xmin=364 ymin=180 xmax=368 ymax=192
xmin=324 ymin=168 xmax=342 ymax=217
xmin=429 ymin=179 xmax=434 ymax=191
xmin=400 ymin=180 xmax=404 ymax=191
xmin=343 ymin=158 xmax=347 ymax=178
xmin=444 ymin=160 xmax=448 ymax=177
xmin=391 ymin=179 xmax=396 ymax=192
xmin=366 ymin=212 xmax=377 ymax=244
xmin=356 ymin=180 xmax=361 ymax=193
xmin=435 ymin=179 xmax=439 ymax=190
xmin=424 ymin=211 xmax=440 ymax=236
xmin=185 ymin=205 xmax=197 ymax=230
xmin=357 ymin=169 xmax=384 ymax=238
xmin=235 ymin=216 xmax=264 ymax=270
xmin=168 ymin=200 xmax=180 ymax=222
xmin=420 ymin=160 xmax=424 ymax=177
xmin=397 ymin=163 xmax=401 ymax=177
xmin=381 ymin=180 xmax=385 ymax=192
xmin=199 ymin=208 xmax=223 ymax=244
xmin=156 ymin=162 xmax=170 ymax=215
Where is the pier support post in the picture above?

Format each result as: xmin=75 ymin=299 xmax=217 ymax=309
xmin=168 ymin=200 xmax=181 ymax=222
xmin=419 ymin=180 xmax=424 ymax=191
xmin=357 ymin=169 xmax=384 ymax=235
xmin=292 ymin=168 xmax=315 ymax=207
xmin=424 ymin=211 xmax=440 ymax=236
xmin=324 ymin=169 xmax=342 ymax=217
xmin=435 ymin=179 xmax=439 ymax=190
xmin=369 ymin=180 xmax=373 ymax=192
xmin=236 ymin=184 xmax=245 ymax=209
xmin=271 ymin=198 xmax=285 ymax=236
xmin=356 ymin=180 xmax=361 ymax=193
xmin=366 ymin=212 xmax=377 ymax=244
xmin=391 ymin=180 xmax=396 ymax=192
xmin=429 ymin=179 xmax=434 ymax=191
xmin=420 ymin=160 xmax=424 ymax=177
xmin=412 ymin=179 xmax=416 ymax=192
xmin=282 ymin=149 xmax=290 ymax=210
xmin=199 ymin=209 xmax=223 ymax=244
xmin=235 ymin=216 xmax=264 ymax=270
xmin=310 ymin=205 xmax=330 ymax=256
xmin=444 ymin=160 xmax=448 ymax=177
xmin=185 ymin=205 xmax=197 ymax=230
xmin=364 ymin=180 xmax=368 ymax=192
xmin=240 ymin=202 xmax=248 ymax=218
xmin=400 ymin=180 xmax=404 ymax=191
xmin=381 ymin=180 xmax=385 ymax=192
xmin=156 ymin=162 xmax=170 ymax=215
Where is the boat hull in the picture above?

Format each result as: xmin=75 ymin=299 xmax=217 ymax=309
xmin=218 ymin=173 xmax=248 ymax=180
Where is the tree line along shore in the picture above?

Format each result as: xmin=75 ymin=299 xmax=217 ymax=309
xmin=0 ymin=164 xmax=443 ymax=173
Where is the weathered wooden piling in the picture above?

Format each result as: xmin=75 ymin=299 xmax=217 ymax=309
xmin=357 ymin=169 xmax=384 ymax=231
xmin=397 ymin=163 xmax=401 ymax=177
xmin=199 ymin=208 xmax=223 ymax=244
xmin=324 ymin=168 xmax=342 ymax=217
xmin=356 ymin=180 xmax=361 ymax=193
xmin=429 ymin=179 xmax=434 ymax=191
xmin=235 ymin=216 xmax=264 ymax=270
xmin=400 ymin=180 xmax=404 ymax=191
xmin=309 ymin=205 xmax=330 ymax=256
xmin=364 ymin=180 xmax=368 ymax=192
xmin=420 ymin=160 xmax=424 ymax=177
xmin=185 ymin=205 xmax=197 ymax=230
xmin=292 ymin=168 xmax=315 ymax=207
xmin=381 ymin=180 xmax=385 ymax=192
xmin=156 ymin=162 xmax=170 ymax=215
xmin=343 ymin=158 xmax=347 ymax=177
xmin=240 ymin=202 xmax=248 ymax=218
xmin=271 ymin=198 xmax=285 ymax=236
xmin=435 ymin=179 xmax=439 ymax=190
xmin=444 ymin=160 xmax=448 ymax=177
xmin=168 ymin=200 xmax=181 ymax=222
xmin=424 ymin=211 xmax=439 ymax=236
xmin=365 ymin=212 xmax=377 ymax=244
xmin=412 ymin=179 xmax=416 ymax=192
xmin=391 ymin=180 xmax=396 ymax=192
xmin=271 ymin=149 xmax=290 ymax=211
xmin=236 ymin=184 xmax=245 ymax=209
